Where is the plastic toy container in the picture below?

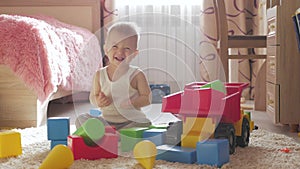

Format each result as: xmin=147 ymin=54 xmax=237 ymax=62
xmin=162 ymin=82 xmax=248 ymax=123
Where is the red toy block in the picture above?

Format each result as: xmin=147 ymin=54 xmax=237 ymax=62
xmin=105 ymin=125 xmax=116 ymax=134
xmin=97 ymin=133 xmax=118 ymax=154
xmin=68 ymin=126 xmax=118 ymax=160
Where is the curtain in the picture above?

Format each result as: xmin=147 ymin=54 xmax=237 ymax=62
xmin=101 ymin=0 xmax=267 ymax=98
xmin=100 ymin=0 xmax=117 ymax=66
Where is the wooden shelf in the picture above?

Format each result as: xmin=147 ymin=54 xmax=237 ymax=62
xmin=266 ymin=1 xmax=300 ymax=125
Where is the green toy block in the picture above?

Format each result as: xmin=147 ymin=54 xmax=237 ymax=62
xmin=149 ymin=124 xmax=169 ymax=129
xmin=200 ymin=80 xmax=226 ymax=94
xmin=73 ymin=118 xmax=105 ymax=146
xmin=120 ymin=127 xmax=149 ymax=152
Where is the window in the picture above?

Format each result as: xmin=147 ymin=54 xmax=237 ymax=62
xmin=113 ymin=1 xmax=215 ymax=92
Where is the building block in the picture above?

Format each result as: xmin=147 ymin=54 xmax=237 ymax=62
xmin=105 ymin=125 xmax=117 ymax=134
xmin=196 ymin=139 xmax=229 ymax=167
xmin=183 ymin=117 xmax=215 ymax=135
xmin=165 ymin=121 xmax=182 ymax=145
xmin=149 ymin=124 xmax=168 ymax=129
xmin=47 ymin=117 xmax=70 ymax=141
xmin=200 ymin=80 xmax=226 ymax=93
xmin=73 ymin=118 xmax=105 ymax=146
xmin=68 ymin=135 xmax=118 ymax=160
xmin=156 ymin=145 xmax=196 ymax=164
xmin=0 ymin=131 xmax=22 ymax=158
xmin=68 ymin=132 xmax=118 ymax=160
xmin=181 ymin=132 xmax=212 ymax=148
xmin=99 ymin=125 xmax=118 ymax=151
xmin=50 ymin=140 xmax=67 ymax=149
xmin=143 ymin=129 xmax=167 ymax=146
xmin=89 ymin=108 xmax=102 ymax=117
xmin=39 ymin=144 xmax=74 ymax=169
xmin=120 ymin=127 xmax=149 ymax=152
xmin=134 ymin=140 xmax=157 ymax=169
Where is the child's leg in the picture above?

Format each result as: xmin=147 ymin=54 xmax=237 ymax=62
xmin=118 ymin=119 xmax=152 ymax=130
xmin=75 ymin=113 xmax=109 ymax=129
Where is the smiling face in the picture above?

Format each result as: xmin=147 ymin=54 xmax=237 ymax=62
xmin=104 ymin=31 xmax=139 ymax=68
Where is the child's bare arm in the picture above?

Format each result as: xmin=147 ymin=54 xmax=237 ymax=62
xmin=89 ymin=71 xmax=112 ymax=107
xmin=126 ymin=71 xmax=151 ymax=109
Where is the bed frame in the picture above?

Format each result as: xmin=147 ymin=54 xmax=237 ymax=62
xmin=0 ymin=0 xmax=101 ymax=128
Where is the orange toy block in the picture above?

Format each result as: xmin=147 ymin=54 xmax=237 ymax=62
xmin=0 ymin=131 xmax=22 ymax=158
xmin=68 ymin=126 xmax=118 ymax=160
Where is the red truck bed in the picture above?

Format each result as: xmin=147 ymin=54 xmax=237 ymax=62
xmin=161 ymin=82 xmax=248 ymax=123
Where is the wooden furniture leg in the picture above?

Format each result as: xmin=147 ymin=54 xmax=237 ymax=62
xmin=254 ymin=61 xmax=266 ymax=111
xmin=289 ymin=124 xmax=299 ymax=133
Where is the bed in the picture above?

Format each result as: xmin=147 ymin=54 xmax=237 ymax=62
xmin=0 ymin=0 xmax=102 ymax=128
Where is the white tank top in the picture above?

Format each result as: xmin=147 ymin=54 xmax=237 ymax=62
xmin=99 ymin=65 xmax=147 ymax=123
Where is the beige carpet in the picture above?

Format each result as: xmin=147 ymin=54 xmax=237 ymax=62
xmin=1 ymin=126 xmax=300 ymax=169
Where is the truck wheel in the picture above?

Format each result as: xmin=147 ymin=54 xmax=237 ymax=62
xmin=237 ymin=117 xmax=250 ymax=147
xmin=228 ymin=127 xmax=236 ymax=154
xmin=215 ymin=124 xmax=236 ymax=154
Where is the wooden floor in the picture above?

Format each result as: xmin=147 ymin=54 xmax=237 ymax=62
xmin=48 ymin=100 xmax=300 ymax=143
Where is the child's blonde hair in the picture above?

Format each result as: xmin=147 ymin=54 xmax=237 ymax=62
xmin=106 ymin=22 xmax=140 ymax=48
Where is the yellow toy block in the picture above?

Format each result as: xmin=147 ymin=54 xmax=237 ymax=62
xmin=39 ymin=145 xmax=73 ymax=169
xmin=183 ymin=117 xmax=215 ymax=135
xmin=134 ymin=140 xmax=157 ymax=169
xmin=181 ymin=132 xmax=212 ymax=148
xmin=0 ymin=131 xmax=22 ymax=158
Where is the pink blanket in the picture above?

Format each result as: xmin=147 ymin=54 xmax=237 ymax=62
xmin=0 ymin=14 xmax=102 ymax=102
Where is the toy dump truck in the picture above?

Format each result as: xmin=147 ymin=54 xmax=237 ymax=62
xmin=161 ymin=80 xmax=253 ymax=154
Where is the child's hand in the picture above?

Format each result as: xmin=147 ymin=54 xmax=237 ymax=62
xmin=96 ymin=92 xmax=112 ymax=107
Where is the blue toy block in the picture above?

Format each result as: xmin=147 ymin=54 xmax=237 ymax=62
xmin=156 ymin=145 xmax=196 ymax=164
xmin=51 ymin=140 xmax=67 ymax=149
xmin=47 ymin=117 xmax=70 ymax=141
xmin=165 ymin=121 xmax=182 ymax=145
xmin=196 ymin=139 xmax=229 ymax=167
xmin=89 ymin=109 xmax=102 ymax=117
xmin=143 ymin=129 xmax=167 ymax=146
